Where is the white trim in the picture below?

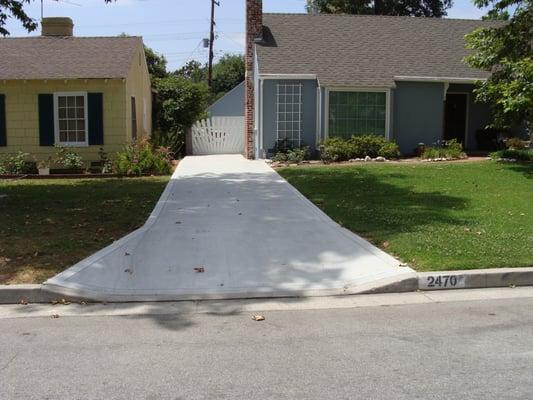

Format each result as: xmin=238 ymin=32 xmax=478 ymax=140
xmin=260 ymin=79 xmax=264 ymax=156
xmin=260 ymin=74 xmax=317 ymax=81
xmin=394 ymin=76 xmax=485 ymax=84
xmin=53 ymin=91 xmax=89 ymax=147
xmin=445 ymin=91 xmax=470 ymax=149
xmin=316 ymin=86 xmax=322 ymax=145
xmin=324 ymin=87 xmax=392 ymax=140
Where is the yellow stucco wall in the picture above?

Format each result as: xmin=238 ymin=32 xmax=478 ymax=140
xmin=0 ymin=43 xmax=152 ymax=164
xmin=125 ymin=44 xmax=152 ymax=141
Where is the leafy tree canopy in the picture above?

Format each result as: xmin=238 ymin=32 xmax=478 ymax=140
xmin=0 ymin=0 xmax=114 ymax=36
xmin=306 ymin=0 xmax=453 ymax=17
xmin=464 ymin=0 xmax=532 ymax=139
xmin=144 ymin=46 xmax=168 ymax=80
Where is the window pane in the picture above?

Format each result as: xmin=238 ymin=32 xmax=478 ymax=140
xmin=68 ymin=132 xmax=77 ymax=142
xmin=58 ymin=97 xmax=67 ymax=107
xmin=59 ymin=108 xmax=67 ymax=119
xmin=276 ymin=83 xmax=302 ymax=147
xmin=67 ymin=108 xmax=76 ymax=119
xmin=60 ymin=131 xmax=68 ymax=142
xmin=76 ymin=107 xmax=84 ymax=118
xmin=77 ymin=120 xmax=85 ymax=130
xmin=329 ymin=91 xmax=386 ymax=138
xmin=76 ymin=96 xmax=84 ymax=107
xmin=77 ymin=131 xmax=86 ymax=142
xmin=67 ymin=96 xmax=75 ymax=107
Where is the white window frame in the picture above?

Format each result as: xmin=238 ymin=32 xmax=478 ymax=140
xmin=276 ymin=82 xmax=303 ymax=147
xmin=53 ymin=91 xmax=89 ymax=147
xmin=324 ymin=87 xmax=391 ymax=140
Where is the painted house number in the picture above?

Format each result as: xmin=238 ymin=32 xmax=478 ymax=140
xmin=420 ymin=274 xmax=466 ymax=290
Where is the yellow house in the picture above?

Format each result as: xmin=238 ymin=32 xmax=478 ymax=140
xmin=0 ymin=17 xmax=152 ymax=164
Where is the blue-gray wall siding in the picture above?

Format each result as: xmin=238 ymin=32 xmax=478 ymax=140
xmin=261 ymin=79 xmax=318 ymax=155
xmin=208 ymin=81 xmax=245 ymax=117
xmin=392 ymin=82 xmax=445 ymax=154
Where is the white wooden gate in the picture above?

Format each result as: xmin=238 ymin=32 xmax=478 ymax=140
xmin=191 ymin=117 xmax=245 ymax=155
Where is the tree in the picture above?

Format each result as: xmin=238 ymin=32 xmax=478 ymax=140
xmin=144 ymin=46 xmax=168 ymax=80
xmin=174 ymin=60 xmax=207 ymax=84
xmin=152 ymin=76 xmax=210 ymax=153
xmin=211 ymin=54 xmax=245 ymax=99
xmin=464 ymin=0 xmax=532 ymax=144
xmin=0 ymin=0 xmax=115 ymax=36
xmin=305 ymin=0 xmax=453 ymax=17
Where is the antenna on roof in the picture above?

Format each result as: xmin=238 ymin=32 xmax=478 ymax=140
xmin=41 ymin=0 xmax=82 ymax=20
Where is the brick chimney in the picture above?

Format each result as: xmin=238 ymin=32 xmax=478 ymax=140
xmin=245 ymin=0 xmax=262 ymax=159
xmin=41 ymin=17 xmax=74 ymax=37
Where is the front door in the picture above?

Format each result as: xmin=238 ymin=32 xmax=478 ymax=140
xmin=444 ymin=93 xmax=467 ymax=144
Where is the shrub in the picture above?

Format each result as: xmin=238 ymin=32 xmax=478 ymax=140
xmin=421 ymin=139 xmax=466 ymax=160
xmin=271 ymin=139 xmax=310 ymax=164
xmin=490 ymin=149 xmax=533 ymax=161
xmin=98 ymin=148 xmax=114 ymax=174
xmin=0 ymin=151 xmax=33 ymax=174
xmin=55 ymin=146 xmax=84 ymax=170
xmin=505 ymin=137 xmax=527 ymax=150
xmin=115 ymin=138 xmax=173 ymax=176
xmin=320 ymin=135 xmax=401 ymax=162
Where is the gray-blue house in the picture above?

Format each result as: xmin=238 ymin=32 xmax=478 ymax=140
xmin=221 ymin=1 xmax=500 ymax=158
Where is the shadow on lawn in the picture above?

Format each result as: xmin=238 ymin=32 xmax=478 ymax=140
xmin=280 ymin=166 xmax=470 ymax=242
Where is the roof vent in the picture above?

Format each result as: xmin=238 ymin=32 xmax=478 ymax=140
xmin=41 ymin=17 xmax=74 ymax=37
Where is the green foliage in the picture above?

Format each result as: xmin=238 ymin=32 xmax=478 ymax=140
xmin=464 ymin=0 xmax=532 ymax=143
xmin=152 ymin=75 xmax=210 ymax=154
xmin=0 ymin=151 xmax=31 ymax=174
xmin=98 ymin=148 xmax=114 ymax=174
xmin=321 ymin=135 xmax=401 ymax=162
xmin=420 ymin=139 xmax=466 ymax=160
xmin=490 ymin=149 xmax=533 ymax=161
xmin=0 ymin=0 xmax=38 ymax=36
xmin=54 ymin=145 xmax=84 ymax=170
xmin=144 ymin=46 xmax=168 ymax=79
xmin=272 ymin=147 xmax=310 ymax=164
xmin=115 ymin=138 xmax=173 ymax=176
xmin=174 ymin=60 xmax=207 ymax=83
xmin=211 ymin=54 xmax=245 ymax=98
xmin=305 ymin=0 xmax=452 ymax=17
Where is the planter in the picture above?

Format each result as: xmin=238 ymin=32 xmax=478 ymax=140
xmin=38 ymin=167 xmax=50 ymax=176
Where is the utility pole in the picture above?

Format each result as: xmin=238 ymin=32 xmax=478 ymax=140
xmin=208 ymin=0 xmax=219 ymax=90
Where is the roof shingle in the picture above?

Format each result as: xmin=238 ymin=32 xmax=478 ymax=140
xmin=256 ymin=14 xmax=498 ymax=87
xmin=0 ymin=36 xmax=142 ymax=80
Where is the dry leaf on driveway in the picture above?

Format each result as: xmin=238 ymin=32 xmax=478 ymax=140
xmin=194 ymin=267 xmax=205 ymax=273
xmin=251 ymin=315 xmax=265 ymax=321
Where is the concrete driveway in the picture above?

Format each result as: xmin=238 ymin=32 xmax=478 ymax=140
xmin=44 ymin=155 xmax=414 ymax=301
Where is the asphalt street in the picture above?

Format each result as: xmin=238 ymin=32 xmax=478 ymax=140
xmin=1 ymin=295 xmax=533 ymax=400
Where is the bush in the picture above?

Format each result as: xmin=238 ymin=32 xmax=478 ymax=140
xmin=420 ymin=139 xmax=466 ymax=160
xmin=115 ymin=138 xmax=174 ymax=176
xmin=320 ymin=135 xmax=401 ymax=162
xmin=490 ymin=149 xmax=533 ymax=161
xmin=55 ymin=146 xmax=84 ymax=170
xmin=271 ymin=139 xmax=310 ymax=164
xmin=0 ymin=151 xmax=34 ymax=174
xmin=505 ymin=137 xmax=527 ymax=150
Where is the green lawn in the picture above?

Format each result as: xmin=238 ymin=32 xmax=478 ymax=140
xmin=279 ymin=161 xmax=533 ymax=271
xmin=0 ymin=177 xmax=169 ymax=284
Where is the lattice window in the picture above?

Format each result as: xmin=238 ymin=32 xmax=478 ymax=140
xmin=276 ymin=83 xmax=302 ymax=147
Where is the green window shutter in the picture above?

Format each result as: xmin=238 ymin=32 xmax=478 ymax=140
xmin=88 ymin=93 xmax=104 ymax=145
xmin=0 ymin=94 xmax=6 ymax=146
xmin=38 ymin=94 xmax=55 ymax=146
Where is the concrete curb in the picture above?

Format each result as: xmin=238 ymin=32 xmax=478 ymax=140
xmin=1 ymin=267 xmax=532 ymax=304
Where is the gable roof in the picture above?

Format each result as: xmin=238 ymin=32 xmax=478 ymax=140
xmin=0 ymin=36 xmax=142 ymax=80
xmin=256 ymin=14 xmax=498 ymax=87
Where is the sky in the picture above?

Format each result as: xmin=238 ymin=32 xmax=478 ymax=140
xmin=5 ymin=0 xmax=490 ymax=71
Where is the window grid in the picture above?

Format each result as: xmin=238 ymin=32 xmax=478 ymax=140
xmin=57 ymin=94 xmax=86 ymax=144
xmin=276 ymin=83 xmax=302 ymax=147
xmin=328 ymin=91 xmax=386 ymax=138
